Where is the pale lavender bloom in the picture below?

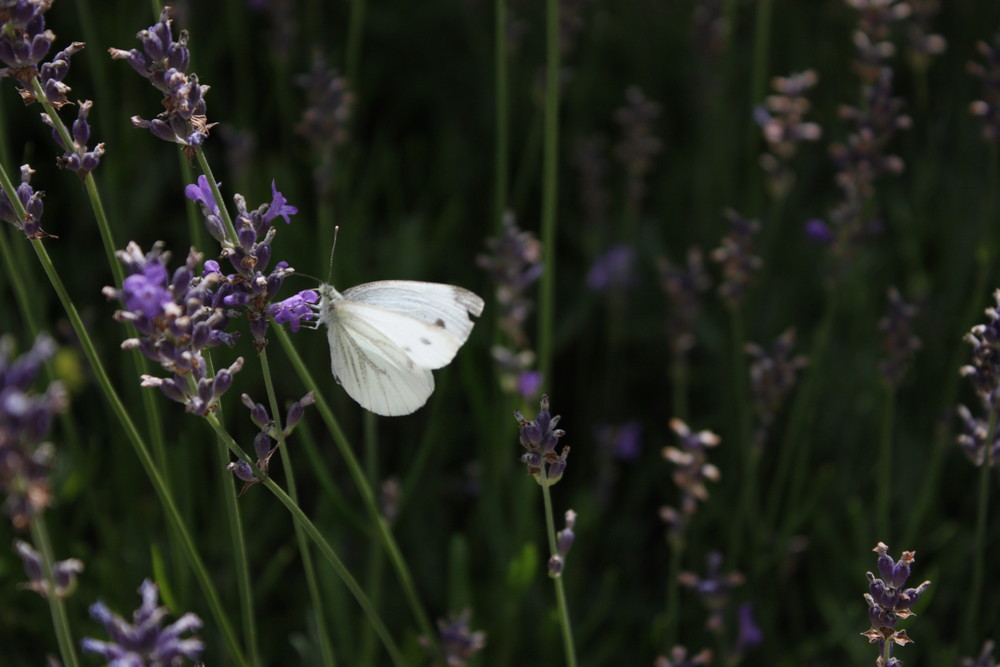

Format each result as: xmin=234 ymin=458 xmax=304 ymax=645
xmin=963 ymin=640 xmax=997 ymax=667
xmin=183 ymin=174 xmax=219 ymax=215
xmin=755 ymin=69 xmax=821 ymax=199
xmin=81 ymin=579 xmax=204 ymax=665
xmin=955 ymin=404 xmax=1000 ymax=468
xmin=14 ymin=539 xmax=82 ymax=599
xmin=594 ymin=420 xmax=642 ymax=462
xmin=711 ymin=209 xmax=761 ymax=307
xmin=736 ymin=602 xmax=763 ymax=652
xmin=655 ymin=646 xmax=713 ymax=667
xmin=663 ymin=418 xmax=720 ymax=519
xmin=0 ymin=333 xmax=67 ymax=529
xmin=678 ymin=551 xmax=745 ymax=633
xmin=960 ymin=290 xmax=1000 ymax=411
xmin=586 ymin=244 xmax=637 ymax=293
xmin=421 ymin=609 xmax=485 ymax=667
xmin=517 ymin=370 xmax=543 ymax=399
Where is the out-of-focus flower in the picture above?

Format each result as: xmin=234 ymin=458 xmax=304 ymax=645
xmin=746 ymin=328 xmax=808 ymax=450
xmin=969 ymin=34 xmax=1000 ymax=143
xmin=0 ymin=333 xmax=67 ymax=529
xmin=754 ymin=69 xmax=821 ymax=199
xmin=955 ymin=404 xmax=1000 ymax=468
xmin=905 ymin=0 xmax=946 ymax=71
xmin=587 ymin=243 xmax=637 ymax=293
xmin=594 ymin=420 xmax=642 ymax=463
xmin=711 ymin=209 xmax=761 ymax=307
xmin=679 ymin=551 xmax=745 ymax=633
xmin=963 ymin=640 xmax=997 ymax=667
xmin=81 ymin=578 xmax=204 ymax=665
xmin=658 ymin=247 xmax=711 ymax=358
xmin=14 ymin=539 xmax=82 ymax=599
xmin=960 ymin=290 xmax=1000 ymax=411
xmin=420 ymin=609 xmax=486 ymax=667
xmin=614 ymin=86 xmax=662 ymax=212
xmin=226 ymin=391 xmax=314 ymax=493
xmin=296 ymin=50 xmax=354 ymax=198
xmin=655 ymin=646 xmax=713 ymax=667
xmin=877 ymin=287 xmax=920 ymax=387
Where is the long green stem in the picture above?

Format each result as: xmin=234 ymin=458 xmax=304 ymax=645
xmin=494 ymin=0 xmax=509 ymax=233
xmin=963 ymin=410 xmax=995 ymax=651
xmin=272 ymin=325 xmax=439 ymax=653
xmin=203 ymin=414 xmax=404 ymax=666
xmin=259 ymin=348 xmax=336 ymax=667
xmin=0 ymin=161 xmax=247 ymax=666
xmin=877 ymin=385 xmax=896 ymax=541
xmin=663 ymin=538 xmax=684 ymax=653
xmin=29 ymin=513 xmax=80 ymax=667
xmin=537 ymin=0 xmax=560 ymax=386
xmin=539 ymin=476 xmax=577 ymax=667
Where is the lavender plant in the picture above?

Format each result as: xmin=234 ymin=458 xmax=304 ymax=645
xmin=861 ymin=542 xmax=931 ymax=666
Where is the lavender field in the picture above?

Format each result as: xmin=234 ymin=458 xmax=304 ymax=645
xmin=1 ymin=1 xmax=999 ymax=665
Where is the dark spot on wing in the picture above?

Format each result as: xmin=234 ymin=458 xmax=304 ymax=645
xmin=435 ymin=318 xmax=446 ymax=328
xmin=420 ymin=337 xmax=432 ymax=345
xmin=403 ymin=346 xmax=412 ymax=353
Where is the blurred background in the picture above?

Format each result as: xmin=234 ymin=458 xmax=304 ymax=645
xmin=3 ymin=0 xmax=1000 ymax=665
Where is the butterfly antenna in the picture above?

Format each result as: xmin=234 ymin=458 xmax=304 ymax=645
xmin=326 ymin=226 xmax=339 ymax=282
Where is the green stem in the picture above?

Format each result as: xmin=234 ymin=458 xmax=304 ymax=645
xmin=194 ymin=148 xmax=240 ymax=245
xmin=539 ymin=475 xmax=577 ymax=667
xmin=876 ymin=384 xmax=896 ymax=541
xmin=728 ymin=306 xmax=753 ymax=562
xmin=0 ymin=161 xmax=248 ymax=666
xmin=494 ymin=0 xmax=509 ymax=232
xmin=259 ymin=348 xmax=336 ymax=667
xmin=272 ymin=325 xmax=439 ymax=653
xmin=204 ymin=414 xmax=403 ymax=666
xmin=537 ymin=0 xmax=560 ymax=386
xmin=29 ymin=513 xmax=80 ymax=667
xmin=663 ymin=538 xmax=684 ymax=653
xmin=345 ymin=0 xmax=367 ymax=87
xmin=963 ymin=410 xmax=995 ymax=650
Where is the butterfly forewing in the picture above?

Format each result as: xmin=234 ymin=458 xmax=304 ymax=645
xmin=341 ymin=281 xmax=485 ymax=344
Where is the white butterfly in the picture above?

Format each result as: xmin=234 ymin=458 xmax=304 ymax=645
xmin=317 ymin=280 xmax=485 ymax=416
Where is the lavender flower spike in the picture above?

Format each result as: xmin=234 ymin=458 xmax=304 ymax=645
xmin=81 ymin=578 xmax=204 ymax=665
xmin=514 ymin=395 xmax=570 ymax=486
xmin=0 ymin=164 xmax=47 ymax=238
xmin=861 ymin=542 xmax=931 ymax=664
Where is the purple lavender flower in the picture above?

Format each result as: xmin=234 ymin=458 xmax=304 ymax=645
xmin=104 ymin=242 xmax=242 ymax=416
xmin=663 ymin=418 xmax=720 ymax=519
xmin=227 ymin=391 xmax=314 ymax=493
xmin=586 ymin=243 xmax=637 ymax=293
xmin=0 ymin=1 xmax=56 ymax=88
xmin=516 ymin=369 xmax=543 ymax=399
xmin=14 ymin=539 xmax=82 ymax=599
xmin=960 ymin=290 xmax=1000 ymax=412
xmin=678 ymin=551 xmax=745 ymax=634
xmin=905 ymin=0 xmax=946 ymax=71
xmin=262 ymin=180 xmax=299 ymax=225
xmin=41 ymin=99 xmax=105 ymax=177
xmin=655 ymin=646 xmax=713 ymax=667
xmin=861 ymin=542 xmax=931 ymax=661
xmin=296 ymin=52 xmax=354 ymax=197
xmin=478 ymin=212 xmax=543 ymax=348
xmin=711 ymin=209 xmax=762 ymax=307
xmin=594 ymin=420 xmax=642 ymax=462
xmin=755 ymin=69 xmax=821 ymax=199
xmin=614 ymin=86 xmax=662 ymax=212
xmin=110 ymin=8 xmax=213 ymax=151
xmin=877 ymin=287 xmax=920 ymax=387
xmin=658 ymin=247 xmax=711 ymax=358
xmin=268 ymin=289 xmax=319 ymax=332
xmin=745 ymin=328 xmax=808 ymax=450
xmin=955 ymin=404 xmax=1000 ymax=468
xmin=0 ymin=164 xmax=46 ymax=238
xmin=736 ymin=602 xmax=763 ymax=652
xmin=847 ymin=0 xmax=911 ymax=82
xmin=514 ymin=395 xmax=569 ymax=486
xmin=183 ymin=174 xmax=220 ymax=215
xmin=81 ymin=578 xmax=204 ymax=665
xmin=420 ymin=609 xmax=486 ymax=667
xmin=969 ymin=33 xmax=1000 ymax=143
xmin=963 ymin=640 xmax=997 ymax=667
xmin=0 ymin=332 xmax=67 ymax=529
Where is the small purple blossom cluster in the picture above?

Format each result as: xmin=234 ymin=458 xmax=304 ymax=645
xmin=956 ymin=404 xmax=1000 ymax=468
xmin=548 ymin=508 xmax=576 ymax=577
xmin=14 ymin=539 xmax=82 ymax=599
xmin=296 ymin=51 xmax=355 ymax=197
xmin=960 ymin=290 xmax=1000 ymax=411
xmin=658 ymin=247 xmax=711 ymax=359
xmin=655 ymin=646 xmax=713 ymax=667
xmin=110 ymin=7 xmax=213 ymax=150
xmin=227 ymin=391 xmax=314 ymax=493
xmin=81 ymin=578 xmax=204 ymax=665
xmin=0 ymin=164 xmax=47 ymax=238
xmin=969 ymin=33 xmax=1000 ymax=143
xmin=185 ymin=176 xmax=316 ymax=345
xmin=745 ymin=328 xmax=808 ymax=450
xmin=846 ymin=0 xmax=911 ymax=82
xmin=660 ymin=419 xmax=720 ymax=544
xmin=711 ymin=209 xmax=762 ymax=307
xmin=0 ymin=332 xmax=67 ymax=529
xmin=104 ymin=242 xmax=242 ymax=416
xmin=514 ymin=395 xmax=569 ymax=486
xmin=41 ymin=98 xmax=104 ymax=178
xmin=614 ymin=85 xmax=662 ymax=211
xmin=753 ymin=69 xmax=822 ymax=199
xmin=678 ymin=551 xmax=746 ymax=635
xmin=478 ymin=213 xmax=544 ymax=397
xmin=861 ymin=542 xmax=931 ymax=665
xmin=0 ymin=1 xmax=85 ymax=108
xmin=421 ymin=609 xmax=486 ymax=667
xmin=877 ymin=287 xmax=920 ymax=387
xmin=586 ymin=243 xmax=637 ymax=293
